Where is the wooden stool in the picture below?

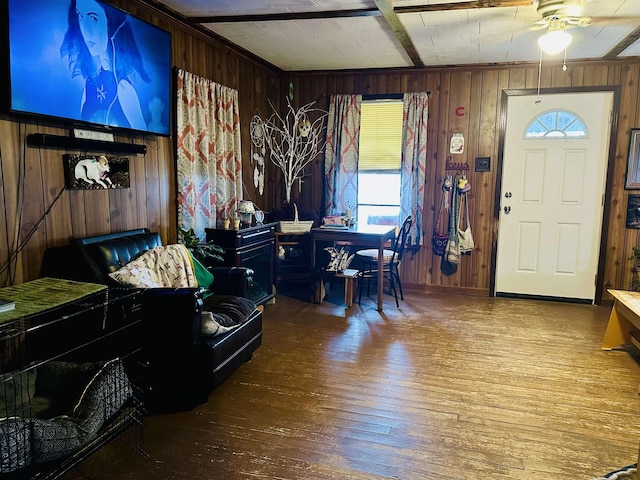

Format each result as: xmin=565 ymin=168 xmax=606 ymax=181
xmin=336 ymin=269 xmax=359 ymax=307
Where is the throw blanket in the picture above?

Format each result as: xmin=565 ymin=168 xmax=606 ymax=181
xmin=109 ymin=245 xmax=243 ymax=337
xmin=109 ymin=244 xmax=197 ymax=289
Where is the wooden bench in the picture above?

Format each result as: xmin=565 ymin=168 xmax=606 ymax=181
xmin=602 ymin=289 xmax=640 ymax=350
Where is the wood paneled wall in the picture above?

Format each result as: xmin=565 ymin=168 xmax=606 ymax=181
xmin=1 ymin=0 xmax=639 ymax=303
xmin=285 ymin=61 xmax=640 ymax=302
xmin=0 ymin=0 xmax=280 ymax=287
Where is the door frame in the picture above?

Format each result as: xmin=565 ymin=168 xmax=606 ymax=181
xmin=490 ymin=86 xmax=621 ymax=305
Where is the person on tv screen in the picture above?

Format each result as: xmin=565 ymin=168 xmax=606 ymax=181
xmin=60 ymin=0 xmax=150 ymax=131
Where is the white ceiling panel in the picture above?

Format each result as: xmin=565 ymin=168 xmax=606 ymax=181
xmin=157 ymin=0 xmax=640 ymax=70
xmin=207 ymin=17 xmax=413 ymax=71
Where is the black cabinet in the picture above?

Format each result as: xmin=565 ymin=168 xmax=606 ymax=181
xmin=205 ymin=223 xmax=276 ymax=305
xmin=274 ymin=232 xmax=312 ymax=289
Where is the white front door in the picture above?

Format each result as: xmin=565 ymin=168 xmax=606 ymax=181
xmin=495 ymin=92 xmax=613 ymax=302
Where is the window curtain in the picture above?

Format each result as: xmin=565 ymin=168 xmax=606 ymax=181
xmin=175 ymin=68 xmax=242 ymax=241
xmin=400 ymin=92 xmax=428 ymax=246
xmin=323 ymin=94 xmax=362 ymax=216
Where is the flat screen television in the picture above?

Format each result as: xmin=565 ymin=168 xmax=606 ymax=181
xmin=5 ymin=0 xmax=172 ymax=137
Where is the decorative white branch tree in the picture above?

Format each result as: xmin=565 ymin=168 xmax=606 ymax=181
xmin=260 ymin=98 xmax=327 ymax=204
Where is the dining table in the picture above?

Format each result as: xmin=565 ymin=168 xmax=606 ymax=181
xmin=311 ymin=223 xmax=397 ymax=312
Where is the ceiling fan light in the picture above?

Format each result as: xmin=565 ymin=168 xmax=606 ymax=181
xmin=538 ymin=29 xmax=573 ymax=55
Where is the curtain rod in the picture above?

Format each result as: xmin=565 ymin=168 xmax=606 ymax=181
xmin=317 ymin=91 xmax=431 ymax=99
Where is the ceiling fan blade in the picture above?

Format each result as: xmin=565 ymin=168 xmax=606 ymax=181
xmin=584 ymin=16 xmax=640 ymax=26
xmin=526 ymin=18 xmax=550 ymax=30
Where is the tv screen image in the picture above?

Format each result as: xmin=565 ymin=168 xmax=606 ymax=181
xmin=7 ymin=0 xmax=172 ymax=137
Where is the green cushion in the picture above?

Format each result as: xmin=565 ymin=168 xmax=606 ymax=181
xmin=190 ymin=253 xmax=215 ymax=297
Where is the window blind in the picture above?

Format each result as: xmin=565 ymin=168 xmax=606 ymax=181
xmin=359 ymin=100 xmax=403 ymax=171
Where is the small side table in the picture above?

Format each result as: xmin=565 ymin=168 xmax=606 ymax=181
xmin=336 ymin=269 xmax=360 ymax=308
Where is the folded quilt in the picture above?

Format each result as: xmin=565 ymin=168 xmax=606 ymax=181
xmin=109 ymin=244 xmax=197 ymax=288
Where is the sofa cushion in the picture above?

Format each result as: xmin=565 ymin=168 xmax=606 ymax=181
xmin=202 ymin=295 xmax=256 ymax=327
xmin=200 ymin=295 xmax=257 ymax=337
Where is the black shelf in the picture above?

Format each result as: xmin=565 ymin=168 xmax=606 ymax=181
xmin=275 ymin=232 xmax=312 ymax=289
xmin=27 ymin=133 xmax=147 ymax=155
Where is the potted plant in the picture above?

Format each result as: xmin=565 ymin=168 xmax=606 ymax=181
xmin=178 ymin=227 xmax=225 ymax=265
xmin=230 ymin=211 xmax=240 ymax=230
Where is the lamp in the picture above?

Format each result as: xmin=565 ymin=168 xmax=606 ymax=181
xmin=237 ymin=200 xmax=255 ymax=225
xmin=538 ymin=18 xmax=573 ymax=55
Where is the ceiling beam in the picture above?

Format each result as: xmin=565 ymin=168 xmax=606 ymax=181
xmin=189 ymin=9 xmax=380 ymax=24
xmin=189 ymin=0 xmax=533 ymax=24
xmin=395 ymin=0 xmax=533 ymax=14
xmin=604 ymin=25 xmax=640 ymax=59
xmin=374 ymin=0 xmax=424 ymax=68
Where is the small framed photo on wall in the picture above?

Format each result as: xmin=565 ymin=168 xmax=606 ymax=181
xmin=625 ymin=128 xmax=640 ymax=189
xmin=63 ymin=154 xmax=130 ymax=190
xmin=626 ymin=194 xmax=640 ymax=228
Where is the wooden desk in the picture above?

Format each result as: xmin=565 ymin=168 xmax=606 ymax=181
xmin=602 ymin=289 xmax=640 ymax=350
xmin=311 ymin=224 xmax=396 ymax=312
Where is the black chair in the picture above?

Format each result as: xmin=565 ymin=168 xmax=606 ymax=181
xmin=356 ymin=215 xmax=413 ymax=307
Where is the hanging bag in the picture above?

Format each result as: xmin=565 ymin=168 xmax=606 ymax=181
xmin=458 ymin=191 xmax=475 ymax=254
xmin=445 ymin=175 xmax=461 ymax=264
xmin=432 ymin=176 xmax=451 ymax=257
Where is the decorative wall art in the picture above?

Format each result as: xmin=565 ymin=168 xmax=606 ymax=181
xmin=625 ymin=128 xmax=640 ymax=189
xmin=257 ymin=98 xmax=328 ymax=203
xmin=63 ymin=154 xmax=130 ymax=190
xmin=626 ymin=194 xmax=640 ymax=229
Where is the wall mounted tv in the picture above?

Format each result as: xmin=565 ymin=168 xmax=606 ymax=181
xmin=6 ymin=0 xmax=172 ymax=137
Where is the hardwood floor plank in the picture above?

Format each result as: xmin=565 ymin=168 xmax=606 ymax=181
xmin=63 ymin=292 xmax=640 ymax=479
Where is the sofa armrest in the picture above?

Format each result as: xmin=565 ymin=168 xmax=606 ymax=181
xmin=209 ymin=267 xmax=254 ymax=297
xmin=141 ymin=288 xmax=203 ymax=348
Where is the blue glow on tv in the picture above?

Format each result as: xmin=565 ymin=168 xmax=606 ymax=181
xmin=8 ymin=0 xmax=172 ymax=136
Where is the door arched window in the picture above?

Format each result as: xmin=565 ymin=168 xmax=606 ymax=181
xmin=524 ymin=110 xmax=588 ymax=138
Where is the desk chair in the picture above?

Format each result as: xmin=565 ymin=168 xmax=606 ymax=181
xmin=356 ymin=215 xmax=413 ymax=307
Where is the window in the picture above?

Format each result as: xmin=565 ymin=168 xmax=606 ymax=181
xmin=357 ymin=100 xmax=403 ymax=225
xmin=524 ymin=110 xmax=588 ymax=138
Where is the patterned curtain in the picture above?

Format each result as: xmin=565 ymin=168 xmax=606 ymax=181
xmin=175 ymin=69 xmax=242 ymax=242
xmin=323 ymin=94 xmax=362 ymax=216
xmin=401 ymin=92 xmax=428 ymax=246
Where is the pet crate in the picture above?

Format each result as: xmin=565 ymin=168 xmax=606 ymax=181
xmin=0 ymin=282 xmax=145 ymax=480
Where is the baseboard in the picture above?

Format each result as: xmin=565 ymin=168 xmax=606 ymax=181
xmin=403 ymin=283 xmax=490 ymax=297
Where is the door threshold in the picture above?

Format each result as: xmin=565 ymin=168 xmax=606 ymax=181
xmin=495 ymin=292 xmax=593 ymax=304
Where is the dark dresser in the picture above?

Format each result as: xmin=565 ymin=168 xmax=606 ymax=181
xmin=205 ymin=222 xmax=276 ymax=305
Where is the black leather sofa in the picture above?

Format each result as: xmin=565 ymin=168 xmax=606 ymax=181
xmin=40 ymin=228 xmax=262 ymax=413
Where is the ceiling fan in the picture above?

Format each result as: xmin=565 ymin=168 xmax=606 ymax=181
xmin=530 ymin=0 xmax=640 ymax=30
xmin=527 ymin=0 xmax=640 ymax=55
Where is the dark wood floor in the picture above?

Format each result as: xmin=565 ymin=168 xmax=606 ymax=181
xmin=64 ymin=288 xmax=640 ymax=480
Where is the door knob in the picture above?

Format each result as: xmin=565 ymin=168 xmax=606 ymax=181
xmin=505 ymin=192 xmax=512 ymax=198
xmin=503 ymin=206 xmax=511 ymax=214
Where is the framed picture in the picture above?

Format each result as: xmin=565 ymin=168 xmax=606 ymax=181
xmin=63 ymin=154 xmax=130 ymax=190
xmin=625 ymin=128 xmax=640 ymax=189
xmin=626 ymin=194 xmax=640 ymax=228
